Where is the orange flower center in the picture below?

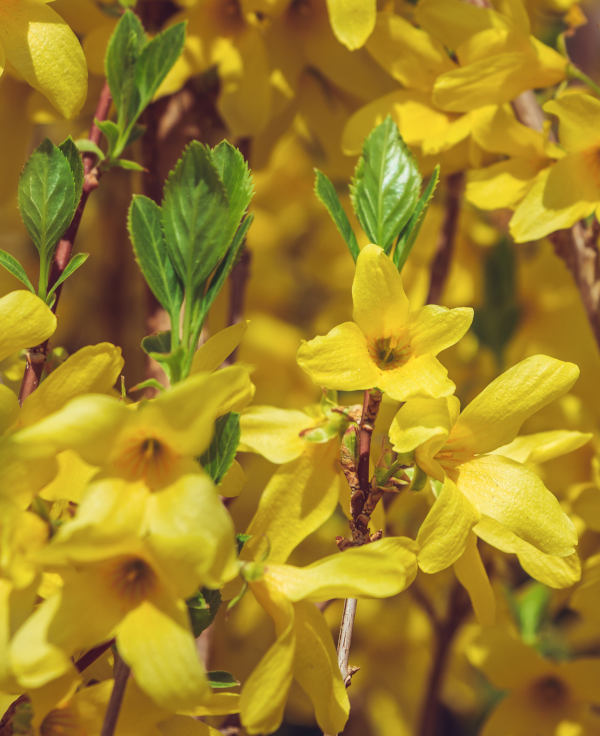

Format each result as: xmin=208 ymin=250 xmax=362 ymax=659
xmin=103 ymin=555 xmax=158 ymax=607
xmin=113 ymin=431 xmax=179 ymax=488
xmin=369 ymin=336 xmax=411 ymax=370
xmin=529 ymin=675 xmax=570 ymax=709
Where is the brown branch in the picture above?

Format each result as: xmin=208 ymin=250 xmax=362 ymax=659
xmin=18 ymin=81 xmax=112 ymax=403
xmin=100 ymin=650 xmax=130 ymax=736
xmin=426 ymin=172 xmax=464 ymax=305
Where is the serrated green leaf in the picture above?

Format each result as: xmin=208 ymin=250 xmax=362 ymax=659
xmin=18 ymin=138 xmax=77 ymax=258
xmin=394 ymin=165 xmax=440 ymax=272
xmin=105 ymin=10 xmax=145 ymax=123
xmin=314 ymin=169 xmax=359 ymax=262
xmin=350 ymin=116 xmax=421 ymax=252
xmin=132 ymin=22 xmax=186 ymax=121
xmin=161 ymin=141 xmax=231 ymax=291
xmin=47 ymin=253 xmax=89 ymax=301
xmin=207 ymin=671 xmax=239 ymax=689
xmin=198 ymin=412 xmax=241 ymax=484
xmin=0 ymin=250 xmax=34 ymax=292
xmin=75 ymin=138 xmax=105 ymax=163
xmin=128 ymin=195 xmax=183 ymax=318
xmin=58 ymin=137 xmax=84 ymax=206
xmin=186 ymin=588 xmax=222 ymax=637
xmin=95 ymin=120 xmax=120 ymax=157
xmin=210 ymin=140 xmax=253 ymax=247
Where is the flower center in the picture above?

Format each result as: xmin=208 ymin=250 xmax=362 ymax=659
xmin=113 ymin=431 xmax=179 ymax=488
xmin=103 ymin=555 xmax=158 ymax=607
xmin=529 ymin=675 xmax=570 ymax=709
xmin=369 ymin=336 xmax=411 ymax=370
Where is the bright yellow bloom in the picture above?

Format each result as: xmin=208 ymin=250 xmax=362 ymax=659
xmin=9 ymin=474 xmax=237 ymax=709
xmin=390 ymin=355 xmax=583 ymax=585
xmin=297 ymin=244 xmax=473 ymax=400
xmin=468 ymin=629 xmax=600 ymax=736
xmin=0 ymin=0 xmax=87 ymax=118
xmin=510 ymin=93 xmax=600 ymax=242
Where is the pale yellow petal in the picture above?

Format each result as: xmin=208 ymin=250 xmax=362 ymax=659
xmin=410 ymin=305 xmax=473 ymax=356
xmin=544 ymin=94 xmax=600 ymax=153
xmin=467 ymin=158 xmax=548 ymax=211
xmin=458 ymin=455 xmax=577 ymax=556
xmin=450 ymin=355 xmax=579 ymax=455
xmin=191 ymin=322 xmax=247 ymax=374
xmin=20 ymin=343 xmax=123 ymax=427
xmin=453 ymin=534 xmax=495 ymax=626
xmin=239 ymin=406 xmax=311 ymax=464
xmin=494 ymin=430 xmax=592 ymax=464
xmin=417 ymin=477 xmax=480 ymax=573
xmin=377 ymin=353 xmax=455 ymax=401
xmin=0 ymin=384 xmax=19 ymax=435
xmin=352 ymin=244 xmax=409 ymax=341
xmin=0 ymin=291 xmax=56 ymax=362
xmin=266 ymin=537 xmax=418 ymax=601
xmin=297 ymin=322 xmax=380 ymax=391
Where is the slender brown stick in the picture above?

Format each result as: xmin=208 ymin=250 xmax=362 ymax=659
xmin=19 ymin=82 xmax=112 ymax=403
xmin=336 ymin=597 xmax=358 ymax=686
xmin=100 ymin=650 xmax=130 ymax=736
xmin=426 ymin=172 xmax=464 ymax=305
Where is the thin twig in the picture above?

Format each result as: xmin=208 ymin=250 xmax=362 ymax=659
xmin=19 ymin=81 xmax=112 ymax=403
xmin=336 ymin=597 xmax=358 ymax=686
xmin=426 ymin=172 xmax=464 ymax=305
xmin=100 ymin=649 xmax=130 ymax=736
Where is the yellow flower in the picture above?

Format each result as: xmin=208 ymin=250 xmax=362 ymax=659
xmin=510 ymin=93 xmax=600 ymax=242
xmin=390 ymin=355 xmax=583 ymax=586
xmin=468 ymin=629 xmax=600 ymax=736
xmin=0 ymin=0 xmax=87 ymax=118
xmin=297 ymin=244 xmax=473 ymax=400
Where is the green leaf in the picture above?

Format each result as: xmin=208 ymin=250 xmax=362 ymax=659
xmin=186 ymin=588 xmax=221 ymax=637
xmin=350 ymin=116 xmax=421 ymax=252
xmin=75 ymin=138 xmax=105 ymax=163
xmin=141 ymin=332 xmax=186 ymax=384
xmin=47 ymin=253 xmax=89 ymax=301
xmin=207 ymin=671 xmax=239 ymax=689
xmin=128 ymin=195 xmax=183 ymax=319
xmin=105 ymin=10 xmax=145 ymax=123
xmin=128 ymin=378 xmax=166 ymax=394
xmin=95 ymin=120 xmax=120 ymax=157
xmin=314 ymin=169 xmax=359 ymax=262
xmin=132 ymin=22 xmax=186 ymax=120
xmin=109 ymin=158 xmax=146 ymax=172
xmin=58 ymin=137 xmax=84 ymax=205
xmin=0 ymin=249 xmax=34 ymax=292
xmin=394 ymin=165 xmax=440 ymax=272
xmin=161 ymin=141 xmax=231 ymax=290
xmin=517 ymin=583 xmax=551 ymax=645
xmin=141 ymin=330 xmax=172 ymax=355
xmin=210 ymin=140 xmax=253 ymax=248
xmin=18 ymin=138 xmax=77 ymax=258
xmin=236 ymin=533 xmax=251 ymax=554
xmin=198 ymin=412 xmax=240 ymax=484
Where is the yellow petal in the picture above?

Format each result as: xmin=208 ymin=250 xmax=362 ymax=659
xmin=459 ymin=455 xmax=577 ymax=556
xmin=352 ymin=244 xmax=409 ymax=341
xmin=0 ymin=291 xmax=56 ymax=362
xmin=0 ymin=0 xmax=87 ymax=118
xmin=326 ymin=0 xmax=375 ymax=50
xmin=240 ymin=581 xmax=295 ymax=735
xmin=266 ymin=537 xmax=418 ymax=601
xmin=467 ymin=158 xmax=548 ymax=211
xmin=494 ymin=430 xmax=592 ymax=464
xmin=417 ymin=477 xmax=480 ymax=573
xmin=544 ymin=93 xmax=600 ymax=153
xmin=451 ymin=355 xmax=579 ymax=455
xmin=410 ymin=305 xmax=473 ymax=356
xmin=453 ymin=533 xmax=495 ymax=626
xmin=239 ymin=405 xmax=311 ymax=464
xmin=297 ymin=322 xmax=380 ymax=391
xmin=20 ymin=343 xmax=123 ymax=426
xmin=377 ymin=353 xmax=455 ymax=402
xmin=191 ymin=322 xmax=248 ymax=374
xmin=293 ymin=600 xmax=349 ymax=734
xmin=244 ymin=444 xmax=341 ymax=564
xmin=415 ymin=0 xmax=503 ymax=54
xmin=118 ymin=597 xmax=209 ymax=710
xmin=0 ymin=384 xmax=19 ymax=435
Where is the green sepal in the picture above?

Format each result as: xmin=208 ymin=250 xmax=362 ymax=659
xmin=207 ymin=671 xmax=240 ymax=689
xmin=314 ymin=169 xmax=360 ymax=262
xmin=0 ymin=250 xmax=34 ymax=292
xmin=198 ymin=412 xmax=241 ymax=484
xmin=515 ymin=583 xmax=551 ymax=645
xmin=350 ymin=116 xmax=421 ymax=253
xmin=128 ymin=194 xmax=183 ymax=320
xmin=410 ymin=465 xmax=428 ymax=492
xmin=394 ymin=165 xmax=440 ymax=272
xmin=18 ymin=138 xmax=77 ymax=258
xmin=46 ymin=253 xmax=89 ymax=302
xmin=186 ymin=588 xmax=222 ymax=637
